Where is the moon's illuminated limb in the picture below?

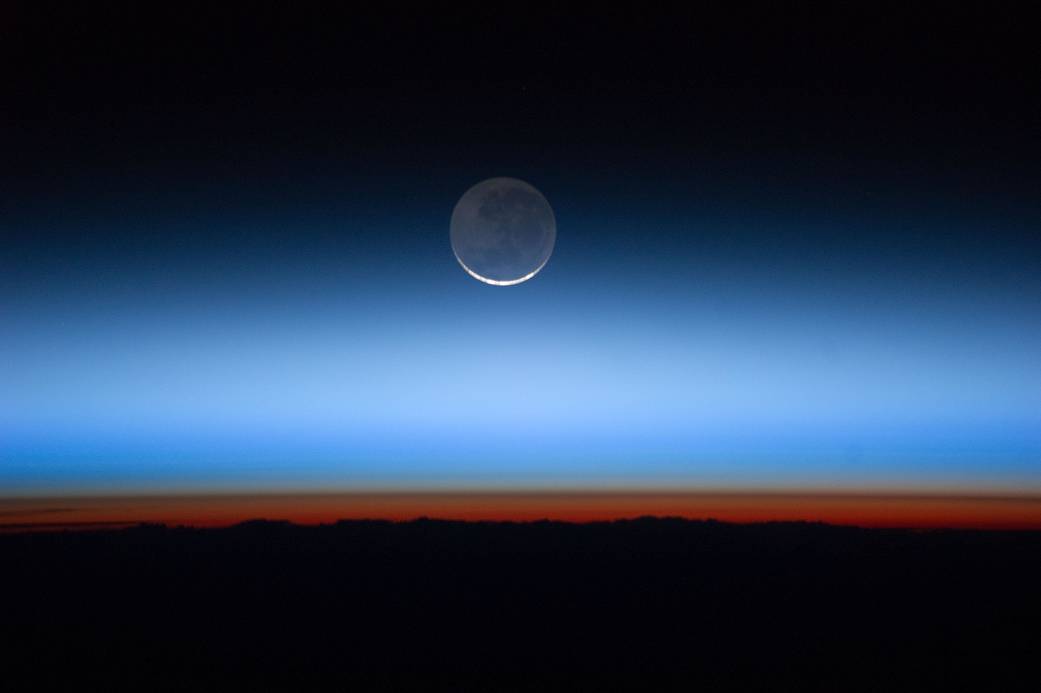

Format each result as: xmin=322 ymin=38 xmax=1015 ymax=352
xmin=453 ymin=249 xmax=551 ymax=286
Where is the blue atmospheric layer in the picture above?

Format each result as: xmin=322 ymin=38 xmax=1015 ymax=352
xmin=3 ymin=199 xmax=1040 ymax=493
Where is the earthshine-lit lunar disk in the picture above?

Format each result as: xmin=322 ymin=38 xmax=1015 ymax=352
xmin=450 ymin=177 xmax=556 ymax=285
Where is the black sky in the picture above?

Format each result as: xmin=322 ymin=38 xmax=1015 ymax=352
xmin=5 ymin=5 xmax=1039 ymax=196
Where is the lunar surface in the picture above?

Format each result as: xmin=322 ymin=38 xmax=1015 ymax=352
xmin=449 ymin=177 xmax=556 ymax=285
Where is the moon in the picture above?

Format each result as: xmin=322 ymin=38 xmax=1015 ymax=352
xmin=450 ymin=177 xmax=556 ymax=285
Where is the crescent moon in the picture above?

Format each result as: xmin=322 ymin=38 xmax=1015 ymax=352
xmin=449 ymin=177 xmax=556 ymax=286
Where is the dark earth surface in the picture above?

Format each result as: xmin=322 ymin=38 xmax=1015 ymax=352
xmin=4 ymin=518 xmax=1040 ymax=691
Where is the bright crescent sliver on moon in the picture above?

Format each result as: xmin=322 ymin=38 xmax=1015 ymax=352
xmin=453 ymin=252 xmax=552 ymax=286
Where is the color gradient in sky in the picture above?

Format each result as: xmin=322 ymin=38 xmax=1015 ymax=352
xmin=4 ymin=180 xmax=1039 ymax=497
xmin=3 ymin=63 xmax=1039 ymax=524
